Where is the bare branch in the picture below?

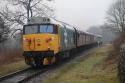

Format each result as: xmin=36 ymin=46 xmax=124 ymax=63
xmin=106 ymin=0 xmax=125 ymax=33
xmin=0 ymin=0 xmax=54 ymax=37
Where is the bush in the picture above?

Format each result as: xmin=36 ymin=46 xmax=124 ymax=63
xmin=112 ymin=32 xmax=125 ymax=83
xmin=118 ymin=45 xmax=125 ymax=83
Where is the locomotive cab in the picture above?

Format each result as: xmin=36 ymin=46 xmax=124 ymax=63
xmin=23 ymin=23 xmax=60 ymax=67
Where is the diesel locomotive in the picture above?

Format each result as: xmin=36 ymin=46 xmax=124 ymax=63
xmin=23 ymin=17 xmax=102 ymax=67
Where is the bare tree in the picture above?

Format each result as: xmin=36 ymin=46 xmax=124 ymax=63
xmin=0 ymin=0 xmax=54 ymax=35
xmin=0 ymin=17 xmax=5 ymax=35
xmin=0 ymin=16 xmax=9 ymax=41
xmin=107 ymin=0 xmax=125 ymax=33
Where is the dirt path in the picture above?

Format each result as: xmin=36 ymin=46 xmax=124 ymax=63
xmin=42 ymin=45 xmax=119 ymax=83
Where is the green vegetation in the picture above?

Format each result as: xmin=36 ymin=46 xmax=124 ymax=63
xmin=0 ymin=61 xmax=28 ymax=77
xmin=43 ymin=45 xmax=119 ymax=83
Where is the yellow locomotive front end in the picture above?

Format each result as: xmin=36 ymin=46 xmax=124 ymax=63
xmin=23 ymin=24 xmax=60 ymax=67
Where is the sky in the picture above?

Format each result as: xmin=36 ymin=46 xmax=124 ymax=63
xmin=53 ymin=0 xmax=114 ymax=30
xmin=0 ymin=0 xmax=114 ymax=31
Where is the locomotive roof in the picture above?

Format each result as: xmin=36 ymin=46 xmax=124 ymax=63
xmin=27 ymin=17 xmax=102 ymax=37
xmin=28 ymin=16 xmax=75 ymax=30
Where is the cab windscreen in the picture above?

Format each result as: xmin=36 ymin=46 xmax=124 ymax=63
xmin=24 ymin=25 xmax=38 ymax=34
xmin=23 ymin=24 xmax=57 ymax=34
xmin=40 ymin=25 xmax=53 ymax=33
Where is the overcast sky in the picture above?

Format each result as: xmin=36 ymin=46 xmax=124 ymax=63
xmin=53 ymin=0 xmax=114 ymax=30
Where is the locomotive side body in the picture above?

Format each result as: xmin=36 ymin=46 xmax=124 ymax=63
xmin=59 ymin=25 xmax=76 ymax=51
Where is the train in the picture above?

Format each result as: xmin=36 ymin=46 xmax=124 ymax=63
xmin=23 ymin=17 xmax=102 ymax=67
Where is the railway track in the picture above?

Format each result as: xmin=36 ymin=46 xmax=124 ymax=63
xmin=17 ymin=68 xmax=48 ymax=83
xmin=0 ymin=59 xmax=76 ymax=83
xmin=0 ymin=67 xmax=44 ymax=83
xmin=0 ymin=67 xmax=30 ymax=82
xmin=0 ymin=46 xmax=98 ymax=83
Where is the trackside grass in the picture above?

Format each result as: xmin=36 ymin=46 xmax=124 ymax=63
xmin=42 ymin=45 xmax=120 ymax=83
xmin=0 ymin=61 xmax=28 ymax=77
